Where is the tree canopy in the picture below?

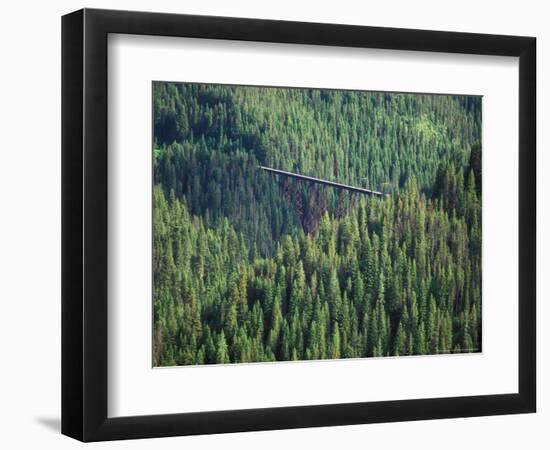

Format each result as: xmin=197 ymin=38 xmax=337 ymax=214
xmin=152 ymin=82 xmax=482 ymax=366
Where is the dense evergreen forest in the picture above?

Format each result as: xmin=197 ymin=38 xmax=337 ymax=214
xmin=152 ymin=82 xmax=482 ymax=366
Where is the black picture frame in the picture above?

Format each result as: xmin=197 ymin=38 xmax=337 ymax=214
xmin=62 ymin=8 xmax=536 ymax=442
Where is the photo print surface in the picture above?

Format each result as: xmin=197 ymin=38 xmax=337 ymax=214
xmin=152 ymin=82 xmax=482 ymax=367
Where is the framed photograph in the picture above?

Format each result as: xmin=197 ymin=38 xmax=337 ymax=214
xmin=61 ymin=8 xmax=536 ymax=442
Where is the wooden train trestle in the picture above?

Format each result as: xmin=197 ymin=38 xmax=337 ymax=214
xmin=260 ymin=166 xmax=385 ymax=234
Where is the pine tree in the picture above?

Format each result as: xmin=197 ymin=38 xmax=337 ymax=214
xmin=216 ymin=331 xmax=230 ymax=364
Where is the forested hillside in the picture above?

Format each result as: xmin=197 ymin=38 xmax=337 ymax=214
xmin=152 ymin=82 xmax=482 ymax=366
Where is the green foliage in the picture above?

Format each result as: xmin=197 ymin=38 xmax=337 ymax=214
xmin=152 ymin=82 xmax=482 ymax=366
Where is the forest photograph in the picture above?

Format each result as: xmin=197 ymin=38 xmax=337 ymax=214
xmin=152 ymin=81 xmax=482 ymax=367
